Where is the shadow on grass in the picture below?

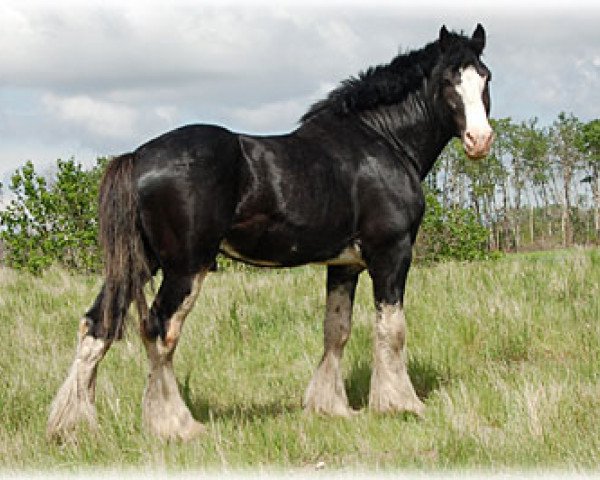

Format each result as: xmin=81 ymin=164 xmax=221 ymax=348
xmin=346 ymin=360 xmax=371 ymax=410
xmin=180 ymin=372 xmax=297 ymax=423
xmin=409 ymin=355 xmax=449 ymax=400
xmin=345 ymin=355 xmax=448 ymax=410
xmin=179 ymin=356 xmax=449 ymax=423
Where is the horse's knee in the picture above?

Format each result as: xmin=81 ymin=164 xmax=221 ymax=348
xmin=324 ymin=314 xmax=351 ymax=350
xmin=324 ymin=284 xmax=354 ymax=349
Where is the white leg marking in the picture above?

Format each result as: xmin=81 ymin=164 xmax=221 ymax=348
xmin=47 ymin=319 xmax=111 ymax=439
xmin=304 ymin=286 xmax=355 ymax=417
xmin=369 ymin=303 xmax=424 ymax=416
xmin=142 ymin=272 xmax=206 ymax=441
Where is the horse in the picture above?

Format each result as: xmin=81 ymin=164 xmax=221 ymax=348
xmin=47 ymin=24 xmax=493 ymax=441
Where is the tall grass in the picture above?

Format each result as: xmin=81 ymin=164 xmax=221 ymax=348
xmin=0 ymin=248 xmax=599 ymax=470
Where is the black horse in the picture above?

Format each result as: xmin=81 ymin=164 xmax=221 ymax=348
xmin=48 ymin=24 xmax=493 ymax=441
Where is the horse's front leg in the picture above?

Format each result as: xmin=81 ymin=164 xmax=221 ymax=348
xmin=367 ymin=234 xmax=424 ymax=417
xmin=304 ymin=265 xmax=361 ymax=417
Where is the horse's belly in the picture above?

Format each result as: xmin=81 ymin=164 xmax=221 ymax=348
xmin=220 ymin=223 xmax=364 ymax=268
xmin=219 ymin=238 xmax=366 ymax=269
xmin=219 ymin=239 xmax=284 ymax=267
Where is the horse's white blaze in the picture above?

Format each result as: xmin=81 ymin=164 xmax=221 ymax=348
xmin=456 ymin=66 xmax=488 ymax=131
xmin=455 ymin=66 xmax=492 ymax=158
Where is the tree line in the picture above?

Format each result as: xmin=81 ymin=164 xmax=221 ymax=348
xmin=426 ymin=113 xmax=599 ymax=252
xmin=0 ymin=112 xmax=598 ymax=273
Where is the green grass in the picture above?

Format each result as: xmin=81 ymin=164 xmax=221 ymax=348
xmin=1 ymin=248 xmax=599 ymax=471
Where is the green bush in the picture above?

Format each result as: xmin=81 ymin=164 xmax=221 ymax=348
xmin=0 ymin=158 xmax=106 ymax=273
xmin=415 ymin=189 xmax=493 ymax=263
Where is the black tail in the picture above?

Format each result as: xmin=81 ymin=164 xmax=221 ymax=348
xmin=98 ymin=153 xmax=149 ymax=339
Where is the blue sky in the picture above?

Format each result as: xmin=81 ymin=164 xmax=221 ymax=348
xmin=0 ymin=0 xmax=598 ymax=184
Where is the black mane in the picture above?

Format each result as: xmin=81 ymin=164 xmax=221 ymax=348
xmin=301 ymin=29 xmax=478 ymax=123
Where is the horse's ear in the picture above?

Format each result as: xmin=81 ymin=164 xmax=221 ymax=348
xmin=439 ymin=25 xmax=451 ymax=53
xmin=471 ymin=23 xmax=486 ymax=55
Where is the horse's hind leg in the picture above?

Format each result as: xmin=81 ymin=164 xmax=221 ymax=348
xmin=140 ymin=270 xmax=207 ymax=441
xmin=47 ymin=286 xmax=112 ymax=440
xmin=304 ymin=266 xmax=360 ymax=417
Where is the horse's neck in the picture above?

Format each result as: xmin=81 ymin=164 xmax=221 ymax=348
xmin=359 ymin=90 xmax=451 ymax=180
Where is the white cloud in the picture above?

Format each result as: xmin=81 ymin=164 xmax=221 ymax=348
xmin=42 ymin=93 xmax=138 ymax=139
xmin=0 ymin=141 xmax=101 ymax=186
xmin=0 ymin=0 xmax=599 ymax=179
xmin=154 ymin=106 xmax=178 ymax=124
xmin=229 ymin=83 xmax=335 ymax=133
xmin=230 ymin=99 xmax=303 ymax=134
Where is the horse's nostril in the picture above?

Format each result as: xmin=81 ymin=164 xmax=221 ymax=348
xmin=465 ymin=129 xmax=493 ymax=151
xmin=464 ymin=131 xmax=476 ymax=148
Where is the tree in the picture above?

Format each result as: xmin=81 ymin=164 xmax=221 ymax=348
xmin=0 ymin=158 xmax=106 ymax=273
xmin=550 ymin=113 xmax=583 ymax=247
xmin=576 ymin=119 xmax=600 ymax=240
xmin=514 ymin=118 xmax=551 ymax=246
xmin=486 ymin=118 xmax=513 ymax=251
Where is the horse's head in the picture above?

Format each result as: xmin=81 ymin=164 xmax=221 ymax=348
xmin=436 ymin=24 xmax=493 ymax=160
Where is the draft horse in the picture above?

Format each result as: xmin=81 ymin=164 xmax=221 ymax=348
xmin=48 ymin=24 xmax=493 ymax=441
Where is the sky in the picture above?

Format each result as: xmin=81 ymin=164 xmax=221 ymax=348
xmin=0 ymin=0 xmax=599 ymax=184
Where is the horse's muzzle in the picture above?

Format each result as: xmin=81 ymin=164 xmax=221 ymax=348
xmin=463 ymin=128 xmax=494 ymax=160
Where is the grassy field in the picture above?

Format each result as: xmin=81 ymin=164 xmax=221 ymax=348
xmin=0 ymin=248 xmax=599 ymax=472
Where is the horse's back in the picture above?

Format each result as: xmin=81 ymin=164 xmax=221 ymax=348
xmin=133 ymin=124 xmax=239 ymax=169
